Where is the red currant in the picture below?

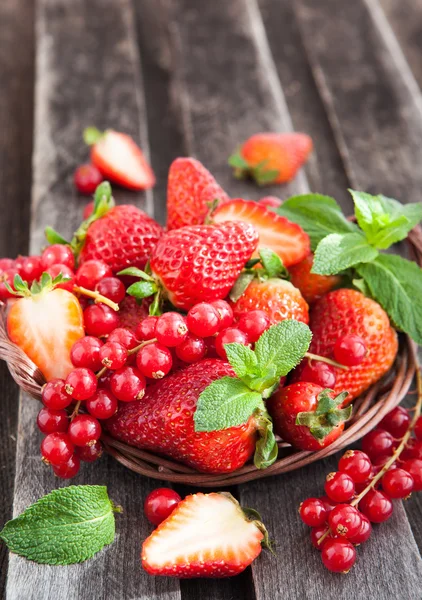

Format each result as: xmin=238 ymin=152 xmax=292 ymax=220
xmin=299 ymin=498 xmax=327 ymax=527
xmin=41 ymin=244 xmax=75 ymax=270
xmin=144 ymin=488 xmax=182 ymax=525
xmin=324 ymin=472 xmax=355 ymax=503
xmin=211 ymin=300 xmax=233 ymax=330
xmin=76 ymin=260 xmax=112 ymax=290
xmin=96 ymin=277 xmax=126 ymax=304
xmin=203 ymin=336 xmax=219 ymax=358
xmin=45 ymin=264 xmax=75 ymax=292
xmin=83 ymin=201 xmax=94 ymax=219
xmin=414 ymin=416 xmax=422 ymax=441
xmin=74 ymin=163 xmax=103 ymax=195
xmin=136 ymin=342 xmax=172 ymax=379
xmin=0 ymin=269 xmax=19 ymax=300
xmin=99 ymin=341 xmax=128 ymax=369
xmin=0 ymin=258 xmax=15 ymax=272
xmin=155 ymin=312 xmax=188 ymax=347
xmin=68 ymin=414 xmax=101 ymax=447
xmin=401 ymin=439 xmax=422 ymax=461
xmin=328 ymin=504 xmax=362 ymax=538
xmin=41 ymin=432 xmax=74 ymax=465
xmin=76 ymin=440 xmax=103 ymax=462
xmin=20 ymin=255 xmax=43 ymax=283
xmin=299 ymin=360 xmax=337 ymax=388
xmin=176 ymin=334 xmax=206 ymax=363
xmin=259 ymin=196 xmax=282 ymax=208
xmin=347 ymin=513 xmax=371 ymax=545
xmin=359 ymin=489 xmax=393 ymax=523
xmin=110 ymin=366 xmax=146 ymax=402
xmin=321 ymin=538 xmax=356 ymax=572
xmin=215 ymin=328 xmax=249 ymax=359
xmin=379 ymin=406 xmax=410 ymax=439
xmin=401 ymin=459 xmax=422 ymax=491
xmin=310 ymin=526 xmax=335 ymax=550
xmin=65 ymin=368 xmax=97 ymax=400
xmin=42 ymin=379 xmax=73 ymax=410
xmin=52 ymin=454 xmax=80 ymax=479
xmin=361 ymin=429 xmax=395 ymax=460
xmin=136 ymin=316 xmax=158 ymax=341
xmin=237 ymin=310 xmax=271 ymax=343
xmin=338 ymin=450 xmax=372 ymax=483
xmin=108 ymin=327 xmax=139 ymax=350
xmin=37 ymin=407 xmax=68 ymax=434
xmin=187 ymin=303 xmax=220 ymax=337
xmin=86 ymin=389 xmax=118 ymax=419
xmin=382 ymin=467 xmax=413 ymax=498
xmin=97 ymin=370 xmax=113 ymax=389
xmin=319 ymin=495 xmax=338 ymax=513
xmin=333 ymin=334 xmax=367 ymax=366
xmin=84 ymin=304 xmax=119 ymax=337
xmin=71 ymin=336 xmax=103 ymax=370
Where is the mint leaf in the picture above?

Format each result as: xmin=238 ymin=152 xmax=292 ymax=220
xmin=126 ymin=280 xmax=157 ymax=299
xmin=194 ymin=377 xmax=263 ymax=432
xmin=224 ymin=344 xmax=258 ymax=379
xmin=312 ymin=232 xmax=379 ymax=275
xmin=259 ymin=248 xmax=288 ymax=278
xmin=254 ymin=408 xmax=278 ymax=469
xmin=277 ymin=194 xmax=358 ymax=250
xmin=356 ymin=254 xmax=422 ymax=344
xmin=0 ymin=486 xmax=120 ymax=565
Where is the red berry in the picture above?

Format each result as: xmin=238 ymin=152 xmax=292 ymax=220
xmin=76 ymin=440 xmax=103 ymax=462
xmin=65 ymin=368 xmax=97 ymax=400
xmin=136 ymin=342 xmax=172 ymax=379
xmin=41 ymin=244 xmax=75 ymax=270
xmin=41 ymin=432 xmax=74 ymax=465
xmin=175 ymin=334 xmax=206 ymax=363
xmin=333 ymin=334 xmax=367 ymax=366
xmin=298 ymin=360 xmax=337 ymax=388
xmin=96 ymin=277 xmax=126 ymax=304
xmin=359 ymin=489 xmax=393 ymax=523
xmin=83 ymin=201 xmax=95 ymax=219
xmin=45 ymin=264 xmax=75 ymax=292
xmin=338 ymin=450 xmax=372 ymax=483
xmin=401 ymin=439 xmax=422 ymax=461
xmin=328 ymin=504 xmax=362 ymax=538
xmin=259 ymin=196 xmax=283 ymax=208
xmin=52 ymin=454 xmax=80 ymax=479
xmin=155 ymin=312 xmax=188 ymax=347
xmin=210 ymin=299 xmax=234 ymax=330
xmin=321 ymin=538 xmax=356 ymax=573
xmin=108 ymin=327 xmax=139 ymax=350
xmin=0 ymin=268 xmax=19 ymax=300
xmin=76 ymin=260 xmax=112 ymax=291
xmin=237 ymin=310 xmax=271 ymax=343
xmin=310 ymin=525 xmax=333 ymax=550
xmin=42 ymin=379 xmax=73 ymax=410
xmin=144 ymin=487 xmax=182 ymax=525
xmin=99 ymin=341 xmax=128 ymax=370
xmin=37 ymin=407 xmax=68 ymax=434
xmin=299 ymin=498 xmax=327 ymax=527
xmin=97 ymin=370 xmax=113 ymax=389
xmin=324 ymin=472 xmax=355 ymax=503
xmin=110 ymin=366 xmax=146 ymax=402
xmin=215 ymin=327 xmax=249 ymax=359
xmin=0 ymin=258 xmax=15 ymax=272
xmin=187 ymin=303 xmax=220 ymax=337
xmin=382 ymin=467 xmax=413 ymax=498
xmin=135 ymin=316 xmax=158 ymax=341
xmin=319 ymin=495 xmax=338 ymax=513
xmin=68 ymin=414 xmax=101 ymax=447
xmin=71 ymin=336 xmax=103 ymax=370
xmin=414 ymin=416 xmax=422 ymax=441
xmin=361 ymin=429 xmax=395 ymax=460
xmin=401 ymin=459 xmax=422 ymax=491
xmin=347 ymin=513 xmax=371 ymax=545
xmin=86 ymin=389 xmax=118 ymax=419
xmin=74 ymin=163 xmax=103 ymax=195
xmin=379 ymin=406 xmax=410 ymax=439
xmin=20 ymin=255 xmax=43 ymax=283
xmin=84 ymin=304 xmax=119 ymax=337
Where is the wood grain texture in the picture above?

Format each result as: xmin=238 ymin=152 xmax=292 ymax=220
xmin=5 ymin=1 xmax=180 ymax=599
xmin=0 ymin=0 xmax=34 ymax=595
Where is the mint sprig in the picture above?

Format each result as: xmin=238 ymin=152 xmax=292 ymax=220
xmin=0 ymin=486 xmax=121 ymax=565
xmin=312 ymin=232 xmax=379 ymax=275
xmin=194 ymin=320 xmax=312 ymax=469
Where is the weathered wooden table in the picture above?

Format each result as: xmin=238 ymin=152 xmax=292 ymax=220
xmin=1 ymin=1 xmax=422 ymax=598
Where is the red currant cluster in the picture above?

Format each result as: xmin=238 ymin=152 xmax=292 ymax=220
xmin=299 ymin=399 xmax=422 ymax=573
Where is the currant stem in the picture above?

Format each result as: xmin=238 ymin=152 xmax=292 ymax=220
xmin=70 ymin=401 xmax=81 ymax=420
xmin=304 ymin=352 xmax=348 ymax=371
xmin=127 ymin=337 xmax=157 ymax=356
xmin=73 ymin=285 xmax=120 ymax=311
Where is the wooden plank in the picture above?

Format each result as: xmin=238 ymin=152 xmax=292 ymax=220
xmin=0 ymin=0 xmax=35 ymax=596
xmin=5 ymin=1 xmax=180 ymax=599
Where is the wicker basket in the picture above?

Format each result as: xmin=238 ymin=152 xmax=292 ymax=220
xmin=1 ymin=226 xmax=421 ymax=487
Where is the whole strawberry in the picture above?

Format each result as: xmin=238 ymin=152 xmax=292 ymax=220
xmin=289 ymin=253 xmax=341 ymax=304
xmin=308 ymin=289 xmax=398 ymax=402
xmin=167 ymin=157 xmax=230 ymax=230
xmin=106 ymin=359 xmax=257 ymax=473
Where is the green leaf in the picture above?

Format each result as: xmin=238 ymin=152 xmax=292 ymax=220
xmin=194 ymin=377 xmax=264 ymax=432
xmin=229 ymin=272 xmax=255 ymax=302
xmin=254 ymin=408 xmax=278 ymax=469
xmin=352 ymin=278 xmax=371 ymax=296
xmin=93 ymin=181 xmax=113 ymax=216
xmin=224 ymin=343 xmax=258 ymax=379
xmin=252 ymin=163 xmax=280 ymax=186
xmin=117 ymin=267 xmax=154 ymax=281
xmin=295 ymin=389 xmax=351 ymax=441
xmin=40 ymin=272 xmax=52 ymax=288
xmin=228 ymin=151 xmax=249 ymax=170
xmin=356 ymin=254 xmax=422 ymax=344
xmin=277 ymin=194 xmax=358 ymax=250
xmin=259 ymin=248 xmax=288 ymax=278
xmin=126 ymin=281 xmax=157 ymax=299
xmin=0 ymin=485 xmax=120 ymax=565
xmin=44 ymin=226 xmax=70 ymax=246
xmin=312 ymin=232 xmax=379 ymax=275
xmin=83 ymin=126 xmax=105 ymax=146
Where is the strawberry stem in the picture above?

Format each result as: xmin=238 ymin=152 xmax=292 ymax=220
xmin=304 ymin=352 xmax=348 ymax=371
xmin=73 ymin=286 xmax=119 ymax=311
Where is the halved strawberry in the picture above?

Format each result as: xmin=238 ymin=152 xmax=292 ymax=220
xmin=84 ymin=127 xmax=155 ymax=190
xmin=212 ymin=199 xmax=310 ymax=267
xmin=142 ymin=492 xmax=268 ymax=578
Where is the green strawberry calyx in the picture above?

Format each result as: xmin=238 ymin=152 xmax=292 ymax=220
xmin=295 ymin=389 xmax=351 ymax=441
xmin=117 ymin=266 xmax=162 ymax=316
xmin=5 ymin=272 xmax=71 ymax=299
xmin=228 ymin=150 xmax=279 ymax=186
xmin=230 ymin=248 xmax=289 ymax=303
xmin=194 ymin=320 xmax=312 ymax=469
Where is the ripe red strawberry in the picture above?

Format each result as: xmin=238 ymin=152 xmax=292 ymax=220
xmin=106 ymin=360 xmax=257 ymax=472
xmin=289 ymin=253 xmax=342 ymax=304
xmin=229 ymin=132 xmax=312 ymax=185
xmin=309 ymin=289 xmax=398 ymax=402
xmin=79 ymin=205 xmax=163 ymax=273
xmin=212 ymin=199 xmax=310 ymax=267
xmin=84 ymin=127 xmax=155 ymax=190
xmin=142 ymin=492 xmax=268 ymax=577
xmin=167 ymin=157 xmax=230 ymax=230
xmin=117 ymin=295 xmax=150 ymax=331
xmin=149 ymin=221 xmax=258 ymax=310
xmin=232 ymin=279 xmax=309 ymax=325
xmin=267 ymin=383 xmax=350 ymax=451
